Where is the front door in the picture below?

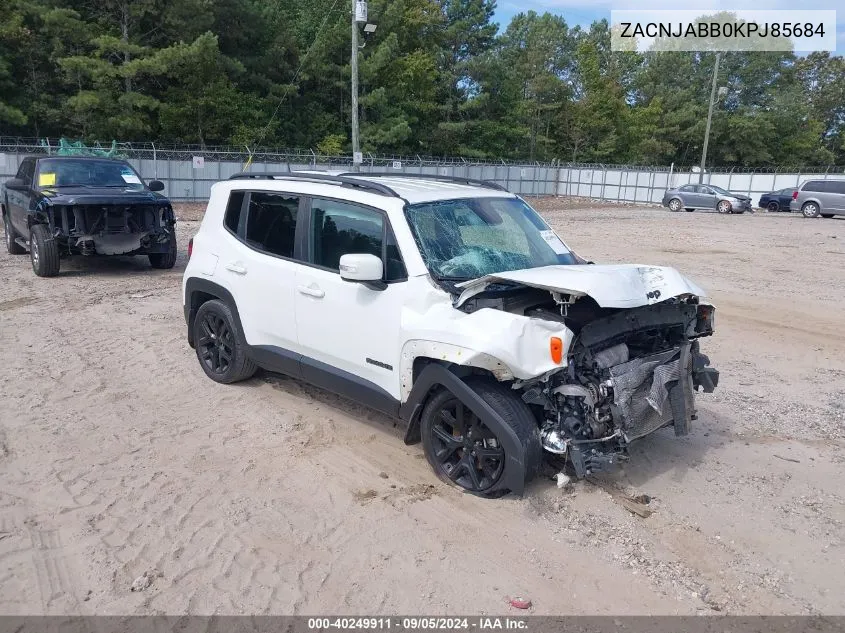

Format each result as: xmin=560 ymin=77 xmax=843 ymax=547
xmin=294 ymin=196 xmax=408 ymax=411
xmin=8 ymin=158 xmax=35 ymax=235
xmin=697 ymin=185 xmax=718 ymax=210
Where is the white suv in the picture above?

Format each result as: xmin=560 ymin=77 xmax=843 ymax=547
xmin=182 ymin=172 xmax=719 ymax=496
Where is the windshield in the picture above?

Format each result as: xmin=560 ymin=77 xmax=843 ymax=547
xmin=35 ymin=158 xmax=146 ymax=190
xmin=404 ymin=197 xmax=577 ymax=280
xmin=709 ymin=185 xmax=732 ymax=195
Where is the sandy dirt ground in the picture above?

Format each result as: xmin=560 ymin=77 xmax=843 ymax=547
xmin=1 ymin=201 xmax=843 ymax=616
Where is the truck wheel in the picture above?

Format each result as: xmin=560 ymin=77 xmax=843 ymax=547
xmin=30 ymin=224 xmax=60 ymax=277
xmin=4 ymin=213 xmax=26 ymax=255
xmin=149 ymin=232 xmax=177 ymax=269
xmin=193 ymin=299 xmax=257 ymax=384
xmin=420 ymin=378 xmax=541 ymax=497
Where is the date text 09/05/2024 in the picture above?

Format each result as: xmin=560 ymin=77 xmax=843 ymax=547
xmin=307 ymin=617 xmax=529 ymax=630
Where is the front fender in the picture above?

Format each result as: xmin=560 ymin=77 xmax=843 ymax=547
xmin=400 ymin=363 xmax=531 ymax=496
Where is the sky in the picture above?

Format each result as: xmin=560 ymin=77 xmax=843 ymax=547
xmin=494 ymin=0 xmax=844 ymax=55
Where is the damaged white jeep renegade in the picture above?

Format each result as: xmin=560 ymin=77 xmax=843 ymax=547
xmin=183 ymin=172 xmax=718 ymax=496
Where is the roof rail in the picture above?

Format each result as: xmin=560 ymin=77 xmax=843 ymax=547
xmin=340 ymin=171 xmax=509 ymax=192
xmin=228 ymin=172 xmax=401 ymax=197
xmin=229 ymin=172 xmax=291 ymax=179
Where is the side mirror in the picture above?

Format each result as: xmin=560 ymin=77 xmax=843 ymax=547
xmin=339 ymin=253 xmax=385 ymax=290
xmin=4 ymin=178 xmax=27 ymax=191
xmin=148 ymin=180 xmax=165 ymax=192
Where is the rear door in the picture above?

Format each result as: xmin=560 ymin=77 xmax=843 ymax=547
xmin=676 ymin=184 xmax=697 ymax=207
xmin=216 ymin=189 xmax=305 ymax=374
xmin=293 ymin=196 xmax=408 ymax=410
xmin=825 ymin=180 xmax=845 ymax=212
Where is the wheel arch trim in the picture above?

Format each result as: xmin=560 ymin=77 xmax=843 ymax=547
xmin=184 ymin=277 xmax=244 ymax=349
xmin=400 ymin=363 xmax=530 ymax=496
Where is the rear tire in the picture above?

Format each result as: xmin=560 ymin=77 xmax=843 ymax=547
xmin=149 ymin=231 xmax=177 ymax=269
xmin=193 ymin=299 xmax=257 ymax=384
xmin=30 ymin=224 xmax=60 ymax=277
xmin=685 ymin=208 xmax=694 ymax=212
xmin=420 ymin=377 xmax=541 ymax=497
xmin=4 ymin=213 xmax=25 ymax=255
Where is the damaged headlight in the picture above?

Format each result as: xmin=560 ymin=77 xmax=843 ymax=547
xmin=695 ymin=304 xmax=715 ymax=335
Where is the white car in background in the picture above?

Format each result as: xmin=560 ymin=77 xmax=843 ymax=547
xmin=182 ymin=172 xmax=719 ymax=497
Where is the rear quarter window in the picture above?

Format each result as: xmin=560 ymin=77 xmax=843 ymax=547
xmin=224 ymin=191 xmax=245 ymax=234
xmin=802 ymin=181 xmax=826 ymax=193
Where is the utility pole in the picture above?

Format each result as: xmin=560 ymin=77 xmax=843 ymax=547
xmin=699 ymin=52 xmax=720 ymax=184
xmin=350 ymin=1 xmax=363 ymax=170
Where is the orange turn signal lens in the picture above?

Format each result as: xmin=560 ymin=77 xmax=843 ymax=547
xmin=550 ymin=337 xmax=563 ymax=364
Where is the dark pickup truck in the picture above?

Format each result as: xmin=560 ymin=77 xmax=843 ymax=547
xmin=2 ymin=156 xmax=176 ymax=276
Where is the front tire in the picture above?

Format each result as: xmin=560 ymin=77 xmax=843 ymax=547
xmin=821 ymin=214 xmax=834 ymax=219
xmin=668 ymin=198 xmax=682 ymax=212
xmin=4 ymin=213 xmax=26 ymax=255
xmin=767 ymin=202 xmax=779 ymax=212
xmin=717 ymin=200 xmax=732 ymax=214
xmin=193 ymin=299 xmax=257 ymax=384
xmin=149 ymin=231 xmax=177 ymax=269
xmin=420 ymin=378 xmax=541 ymax=497
xmin=30 ymin=224 xmax=60 ymax=277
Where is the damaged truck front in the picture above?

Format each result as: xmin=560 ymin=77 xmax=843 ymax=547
xmin=2 ymin=156 xmax=177 ymax=277
xmin=453 ymin=264 xmax=719 ymax=479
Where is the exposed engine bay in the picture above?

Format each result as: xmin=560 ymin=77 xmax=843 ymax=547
xmin=38 ymin=200 xmax=175 ymax=257
xmin=458 ymin=280 xmax=719 ymax=478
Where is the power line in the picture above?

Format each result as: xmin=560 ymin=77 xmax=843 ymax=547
xmin=247 ymin=0 xmax=344 ymax=162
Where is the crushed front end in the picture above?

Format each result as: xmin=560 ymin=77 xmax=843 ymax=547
xmin=36 ymin=194 xmax=175 ymax=257
xmin=519 ymin=299 xmax=718 ymax=478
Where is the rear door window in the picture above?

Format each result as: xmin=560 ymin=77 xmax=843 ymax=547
xmin=227 ymin=191 xmax=301 ymax=259
xmin=827 ymin=181 xmax=845 ymax=195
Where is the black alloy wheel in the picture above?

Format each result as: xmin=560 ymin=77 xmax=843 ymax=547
xmin=197 ymin=311 xmax=235 ymax=376
xmin=428 ymin=397 xmax=505 ymax=493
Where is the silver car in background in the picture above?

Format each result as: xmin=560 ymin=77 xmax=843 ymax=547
xmin=790 ymin=179 xmax=845 ymax=218
xmin=662 ymin=184 xmax=753 ymax=214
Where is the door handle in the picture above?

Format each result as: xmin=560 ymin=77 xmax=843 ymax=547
xmin=297 ymin=284 xmax=325 ymax=299
xmin=225 ymin=262 xmax=247 ymax=275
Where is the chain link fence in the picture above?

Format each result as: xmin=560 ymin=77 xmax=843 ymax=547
xmin=2 ymin=137 xmax=844 ymax=204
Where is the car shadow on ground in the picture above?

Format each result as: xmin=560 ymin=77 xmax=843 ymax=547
xmin=54 ymin=254 xmax=188 ymax=277
xmin=238 ymin=366 xmax=728 ymax=497
xmin=248 ymin=369 xmax=405 ymax=440
xmin=610 ymin=406 xmax=730 ymax=488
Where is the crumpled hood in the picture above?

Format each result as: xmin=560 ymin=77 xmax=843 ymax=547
xmin=455 ymin=264 xmax=708 ymax=309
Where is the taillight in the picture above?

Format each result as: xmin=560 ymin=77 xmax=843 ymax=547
xmin=792 ymin=190 xmax=799 ymax=200
xmin=188 ymin=238 xmax=193 ymax=259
